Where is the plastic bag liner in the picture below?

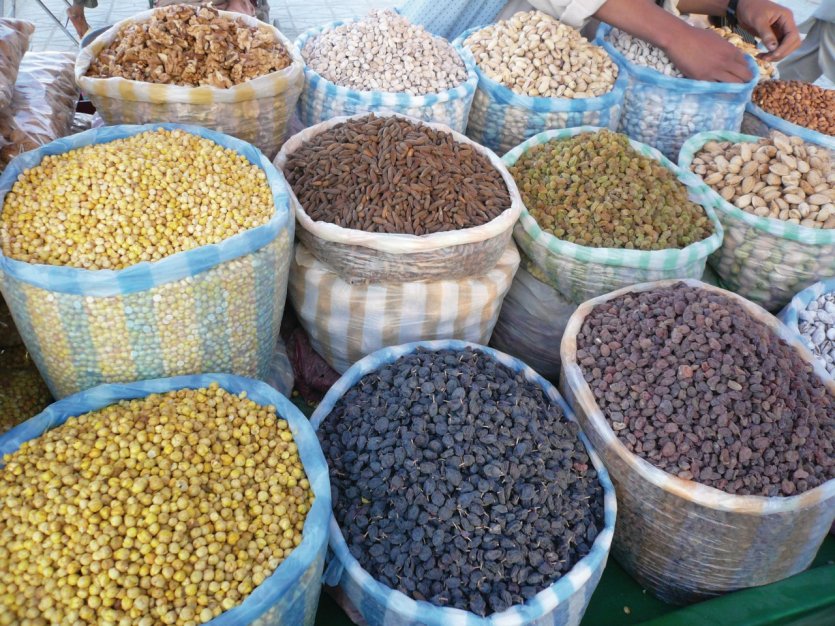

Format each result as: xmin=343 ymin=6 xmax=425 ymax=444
xmin=0 ymin=19 xmax=34 ymax=111
xmin=262 ymin=337 xmax=295 ymax=398
xmin=489 ymin=260 xmax=575 ymax=382
xmin=559 ymin=278 xmax=835 ymax=605
xmin=679 ymin=130 xmax=835 ymax=313
xmin=0 ymin=123 xmax=294 ymax=399
xmin=294 ymin=20 xmax=478 ymax=133
xmin=453 ymin=27 xmax=626 ymax=157
xmin=741 ymin=101 xmax=835 ymax=151
xmin=75 ymin=9 xmax=304 ymax=159
xmin=0 ymin=373 xmax=331 ymax=626
xmin=505 ymin=126 xmax=724 ymax=304
xmin=779 ymin=277 xmax=835 ymax=377
xmin=596 ymin=24 xmax=758 ymax=161
xmin=275 ymin=111 xmax=523 ymax=284
xmin=309 ymin=339 xmax=616 ymax=626
xmin=289 ymin=241 xmax=520 ymax=374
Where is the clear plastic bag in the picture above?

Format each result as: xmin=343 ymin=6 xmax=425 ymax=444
xmin=506 ymin=126 xmax=724 ymax=304
xmin=288 ymin=242 xmax=520 ymax=373
xmin=679 ymin=130 xmax=835 ymax=313
xmin=741 ymin=102 xmax=835 ymax=151
xmin=294 ymin=21 xmax=478 ymax=133
xmin=275 ymin=112 xmax=523 ymax=284
xmin=453 ymin=27 xmax=626 ymax=157
xmin=0 ymin=19 xmax=34 ymax=111
xmin=559 ymin=278 xmax=835 ymax=605
xmin=309 ymin=339 xmax=616 ymax=626
xmin=779 ymin=277 xmax=835 ymax=378
xmin=0 ymin=373 xmax=331 ymax=626
xmin=597 ymin=24 xmax=759 ymax=161
xmin=0 ymin=123 xmax=294 ymax=398
xmin=75 ymin=9 xmax=304 ymax=159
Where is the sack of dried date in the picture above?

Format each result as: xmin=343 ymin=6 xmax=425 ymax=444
xmin=277 ymin=112 xmax=522 ymax=284
xmin=560 ymin=279 xmax=835 ymax=605
xmin=75 ymin=5 xmax=303 ymax=159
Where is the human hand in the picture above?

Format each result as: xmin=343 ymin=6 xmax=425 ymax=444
xmin=735 ymin=0 xmax=800 ymax=61
xmin=663 ymin=23 xmax=753 ymax=82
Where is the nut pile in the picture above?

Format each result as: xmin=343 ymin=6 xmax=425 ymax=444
xmin=0 ymin=384 xmax=313 ymax=625
xmin=319 ymin=347 xmax=603 ymax=616
xmin=607 ymin=28 xmax=683 ymax=77
xmin=797 ymin=291 xmax=835 ymax=377
xmin=691 ymin=131 xmax=835 ymax=228
xmin=86 ymin=5 xmax=292 ymax=88
xmin=510 ymin=131 xmax=714 ymax=250
xmin=0 ymin=128 xmax=275 ymax=270
xmin=284 ymin=114 xmax=511 ymax=235
xmin=576 ymin=283 xmax=834 ymax=497
xmin=0 ymin=345 xmax=52 ymax=434
xmin=707 ymin=26 xmax=775 ymax=79
xmin=752 ymin=80 xmax=835 ymax=136
xmin=302 ymin=10 xmax=467 ymax=96
xmin=464 ymin=11 xmax=617 ymax=98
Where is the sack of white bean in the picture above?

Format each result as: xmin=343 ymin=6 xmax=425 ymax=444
xmin=288 ymin=242 xmax=519 ymax=373
xmin=560 ymin=279 xmax=835 ymax=604
xmin=597 ymin=24 xmax=758 ymax=161
xmin=0 ymin=123 xmax=294 ymax=399
xmin=742 ymin=102 xmax=835 ymax=152
xmin=75 ymin=6 xmax=304 ymax=159
xmin=779 ymin=277 xmax=835 ymax=379
xmin=276 ymin=112 xmax=522 ymax=284
xmin=505 ymin=126 xmax=723 ymax=304
xmin=455 ymin=13 xmax=626 ymax=157
xmin=680 ymin=130 xmax=835 ymax=312
xmin=294 ymin=11 xmax=478 ymax=132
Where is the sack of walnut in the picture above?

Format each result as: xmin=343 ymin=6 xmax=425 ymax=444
xmin=288 ymin=242 xmax=519 ymax=373
xmin=0 ymin=19 xmax=34 ymax=111
xmin=680 ymin=130 xmax=835 ymax=313
xmin=295 ymin=11 xmax=477 ymax=132
xmin=75 ymin=5 xmax=303 ymax=159
xmin=560 ymin=279 xmax=835 ymax=605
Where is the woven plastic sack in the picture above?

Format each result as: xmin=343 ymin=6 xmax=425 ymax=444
xmin=453 ymin=27 xmax=626 ymax=157
xmin=779 ymin=277 xmax=835 ymax=378
xmin=309 ymin=339 xmax=616 ymax=626
xmin=0 ymin=19 xmax=34 ymax=111
xmin=680 ymin=130 xmax=835 ymax=313
xmin=275 ymin=112 xmax=523 ymax=284
xmin=741 ymin=101 xmax=835 ymax=151
xmin=0 ymin=373 xmax=331 ymax=625
xmin=506 ymin=126 xmax=724 ymax=304
xmin=75 ymin=9 xmax=303 ymax=159
xmin=560 ymin=278 xmax=835 ymax=605
xmin=263 ymin=337 xmax=295 ymax=398
xmin=0 ymin=123 xmax=294 ymax=399
xmin=0 ymin=51 xmax=79 ymax=170
xmin=489 ymin=260 xmax=575 ymax=382
xmin=294 ymin=20 xmax=477 ymax=133
xmin=596 ymin=24 xmax=759 ymax=161
xmin=289 ymin=242 xmax=520 ymax=373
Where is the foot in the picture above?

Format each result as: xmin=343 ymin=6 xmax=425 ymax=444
xmin=67 ymin=5 xmax=90 ymax=37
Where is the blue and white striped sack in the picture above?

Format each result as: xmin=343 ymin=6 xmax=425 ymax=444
xmin=0 ymin=373 xmax=331 ymax=626
xmin=680 ymin=130 xmax=835 ymax=313
xmin=309 ymin=339 xmax=617 ymax=626
xmin=741 ymin=101 xmax=835 ymax=152
xmin=779 ymin=277 xmax=835 ymax=378
xmin=597 ymin=24 xmax=759 ymax=161
xmin=294 ymin=21 xmax=478 ymax=132
xmin=454 ymin=27 xmax=626 ymax=157
xmin=0 ymin=123 xmax=295 ymax=399
xmin=560 ymin=278 xmax=835 ymax=605
xmin=504 ymin=126 xmax=724 ymax=304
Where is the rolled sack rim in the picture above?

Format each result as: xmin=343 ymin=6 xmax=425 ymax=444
xmin=275 ymin=111 xmax=523 ymax=254
xmin=559 ymin=277 xmax=835 ymax=515
xmin=744 ymin=102 xmax=835 ymax=152
xmin=310 ymin=339 xmax=617 ymax=626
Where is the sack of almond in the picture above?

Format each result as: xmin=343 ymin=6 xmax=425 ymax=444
xmin=680 ymin=130 xmax=835 ymax=312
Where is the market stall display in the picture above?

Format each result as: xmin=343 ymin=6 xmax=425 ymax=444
xmin=0 ymin=18 xmax=34 ymax=111
xmin=0 ymin=374 xmax=331 ymax=625
xmin=311 ymin=340 xmax=616 ymax=626
xmin=295 ymin=10 xmax=477 ymax=132
xmin=76 ymin=5 xmax=303 ymax=159
xmin=682 ymin=130 xmax=835 ymax=312
xmin=706 ymin=26 xmax=776 ymax=80
xmin=780 ymin=277 xmax=835 ymax=378
xmin=278 ymin=112 xmax=521 ymax=284
xmin=506 ymin=126 xmax=722 ymax=303
xmin=561 ymin=280 xmax=834 ymax=604
xmin=456 ymin=11 xmax=625 ymax=156
xmin=0 ymin=124 xmax=294 ymax=398
xmin=597 ymin=24 xmax=758 ymax=160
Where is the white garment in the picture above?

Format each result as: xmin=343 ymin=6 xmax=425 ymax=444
xmin=497 ymin=0 xmax=679 ymax=28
